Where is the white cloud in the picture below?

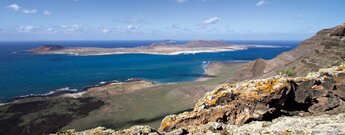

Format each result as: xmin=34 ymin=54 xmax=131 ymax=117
xmin=176 ymin=0 xmax=188 ymax=3
xmin=7 ymin=4 xmax=38 ymax=14
xmin=127 ymin=25 xmax=133 ymax=29
xmin=127 ymin=25 xmax=141 ymax=32
xmin=47 ymin=28 xmax=57 ymax=33
xmin=256 ymin=0 xmax=266 ymax=6
xmin=18 ymin=26 xmax=36 ymax=33
xmin=43 ymin=10 xmax=51 ymax=16
xmin=22 ymin=9 xmax=37 ymax=14
xmin=61 ymin=24 xmax=82 ymax=31
xmin=7 ymin=4 xmax=20 ymax=11
xmin=202 ymin=17 xmax=220 ymax=25
xmin=102 ymin=28 xmax=111 ymax=33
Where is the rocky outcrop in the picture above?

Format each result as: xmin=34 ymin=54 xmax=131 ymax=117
xmin=229 ymin=23 xmax=345 ymax=82
xmin=57 ymin=65 xmax=345 ymax=134
xmin=159 ymin=65 xmax=345 ymax=132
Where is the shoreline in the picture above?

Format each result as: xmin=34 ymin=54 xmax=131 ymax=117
xmin=0 ymin=78 xmax=148 ymax=103
xmin=197 ymin=61 xmax=247 ymax=81
xmin=0 ymin=61 xmax=245 ymax=104
xmin=0 ymin=59 xmax=246 ymax=134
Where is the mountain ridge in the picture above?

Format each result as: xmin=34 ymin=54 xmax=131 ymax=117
xmin=228 ymin=23 xmax=345 ymax=83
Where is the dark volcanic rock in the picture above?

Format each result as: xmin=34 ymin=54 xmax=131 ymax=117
xmin=330 ymin=24 xmax=345 ymax=37
xmin=0 ymin=97 xmax=104 ymax=135
xmin=30 ymin=45 xmax=65 ymax=53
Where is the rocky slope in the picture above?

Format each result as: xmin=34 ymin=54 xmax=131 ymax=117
xmin=57 ymin=64 xmax=345 ymax=134
xmin=228 ymin=23 xmax=345 ymax=83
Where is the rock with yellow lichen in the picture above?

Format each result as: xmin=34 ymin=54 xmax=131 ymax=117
xmin=56 ymin=65 xmax=345 ymax=135
xmin=159 ymin=64 xmax=345 ymax=132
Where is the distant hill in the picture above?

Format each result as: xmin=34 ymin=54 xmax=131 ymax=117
xmin=186 ymin=40 xmax=232 ymax=47
xmin=30 ymin=45 xmax=65 ymax=53
xmin=229 ymin=23 xmax=345 ymax=82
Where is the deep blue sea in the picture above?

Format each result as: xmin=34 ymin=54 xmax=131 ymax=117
xmin=0 ymin=40 xmax=300 ymax=101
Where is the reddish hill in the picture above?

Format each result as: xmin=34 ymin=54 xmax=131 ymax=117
xmin=229 ymin=23 xmax=345 ymax=82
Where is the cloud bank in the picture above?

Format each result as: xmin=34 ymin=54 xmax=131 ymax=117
xmin=7 ymin=4 xmax=37 ymax=14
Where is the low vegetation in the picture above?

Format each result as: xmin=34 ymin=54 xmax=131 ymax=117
xmin=277 ymin=69 xmax=295 ymax=76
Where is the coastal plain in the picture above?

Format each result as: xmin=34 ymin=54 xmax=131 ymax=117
xmin=0 ymin=61 xmax=243 ymax=134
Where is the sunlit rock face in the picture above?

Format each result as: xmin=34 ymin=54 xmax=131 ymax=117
xmin=159 ymin=65 xmax=345 ymax=132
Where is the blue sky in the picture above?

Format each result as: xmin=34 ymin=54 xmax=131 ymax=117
xmin=0 ymin=0 xmax=344 ymax=41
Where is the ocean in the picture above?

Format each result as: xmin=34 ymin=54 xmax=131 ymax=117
xmin=0 ymin=40 xmax=300 ymax=101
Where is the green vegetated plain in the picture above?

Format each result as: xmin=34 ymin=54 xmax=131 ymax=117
xmin=61 ymin=63 xmax=243 ymax=131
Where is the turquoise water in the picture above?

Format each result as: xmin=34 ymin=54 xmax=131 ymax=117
xmin=0 ymin=40 xmax=300 ymax=101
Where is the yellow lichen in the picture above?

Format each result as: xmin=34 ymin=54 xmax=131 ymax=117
xmin=246 ymin=92 xmax=261 ymax=100
xmin=160 ymin=115 xmax=177 ymax=131
xmin=336 ymin=65 xmax=345 ymax=71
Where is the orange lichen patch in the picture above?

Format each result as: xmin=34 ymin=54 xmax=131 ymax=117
xmin=91 ymin=128 xmax=103 ymax=135
xmin=258 ymin=80 xmax=276 ymax=93
xmin=278 ymin=130 xmax=292 ymax=135
xmin=160 ymin=115 xmax=177 ymax=131
xmin=222 ymin=84 xmax=230 ymax=89
xmin=206 ymin=92 xmax=227 ymax=105
xmin=247 ymin=78 xmax=285 ymax=95
xmin=336 ymin=65 xmax=345 ymax=71
xmin=244 ymin=91 xmax=261 ymax=100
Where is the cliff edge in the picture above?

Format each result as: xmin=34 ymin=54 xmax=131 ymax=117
xmin=57 ymin=64 xmax=345 ymax=135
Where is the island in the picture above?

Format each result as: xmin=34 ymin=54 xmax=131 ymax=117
xmin=2 ymin=23 xmax=345 ymax=135
xmin=28 ymin=40 xmax=280 ymax=56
